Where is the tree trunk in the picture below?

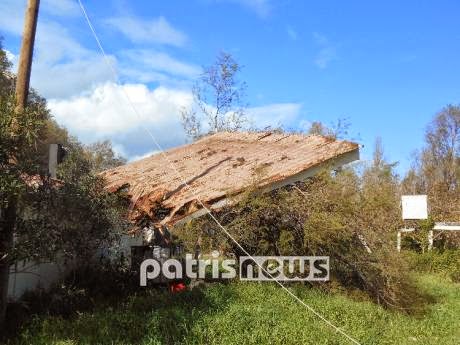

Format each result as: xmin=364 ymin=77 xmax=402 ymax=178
xmin=0 ymin=198 xmax=16 ymax=327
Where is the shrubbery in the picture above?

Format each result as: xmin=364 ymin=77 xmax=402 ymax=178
xmin=175 ymin=167 xmax=431 ymax=313
xmin=3 ymin=260 xmax=137 ymax=340
xmin=406 ymin=249 xmax=460 ymax=282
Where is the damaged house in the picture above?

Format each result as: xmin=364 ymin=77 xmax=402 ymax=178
xmin=101 ymin=131 xmax=360 ymax=260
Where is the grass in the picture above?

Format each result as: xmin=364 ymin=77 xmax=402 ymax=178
xmin=6 ymin=274 xmax=460 ymax=345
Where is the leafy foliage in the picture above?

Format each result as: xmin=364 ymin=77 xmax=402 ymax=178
xmin=307 ymin=118 xmax=352 ymax=140
xmin=176 ymin=156 xmax=429 ymax=312
xmin=0 ymin=95 xmax=47 ymax=204
xmin=0 ymin=43 xmax=128 ymax=300
xmin=181 ymin=51 xmax=247 ymax=140
xmin=0 ymin=39 xmax=13 ymax=94
xmin=402 ymin=105 xmax=460 ymax=247
xmin=406 ymin=249 xmax=460 ymax=282
xmin=12 ymin=143 xmax=129 ymax=263
xmin=84 ymin=140 xmax=126 ymax=173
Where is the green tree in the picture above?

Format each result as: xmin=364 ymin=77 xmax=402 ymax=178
xmin=403 ymin=105 xmax=460 ymax=221
xmin=0 ymin=45 xmax=127 ymax=325
xmin=0 ymin=38 xmax=13 ymax=93
xmin=0 ymin=93 xmax=47 ymax=325
xmin=85 ymin=140 xmax=126 ymax=173
xmin=181 ymin=51 xmax=247 ymax=140
xmin=306 ymin=118 xmax=351 ymax=139
xmin=424 ymin=105 xmax=459 ymax=192
xmin=14 ymin=142 xmax=128 ymax=263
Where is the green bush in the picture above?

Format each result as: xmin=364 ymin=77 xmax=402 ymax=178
xmin=175 ymin=169 xmax=430 ymax=313
xmin=2 ymin=261 xmax=138 ymax=341
xmin=406 ymin=250 xmax=460 ymax=282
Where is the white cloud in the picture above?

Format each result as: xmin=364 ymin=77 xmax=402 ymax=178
xmin=0 ymin=0 xmax=25 ymax=35
xmin=2 ymin=0 xmax=304 ymax=161
xmin=299 ymin=119 xmax=312 ymax=132
xmin=10 ymin=18 xmax=196 ymax=98
xmin=49 ymin=82 xmax=192 ymax=135
xmin=106 ymin=16 xmax=187 ymax=46
xmin=32 ymin=55 xmax=115 ymax=99
xmin=48 ymin=82 xmax=192 ymax=159
xmin=1 ymin=1 xmax=193 ymax=99
xmin=47 ymin=82 xmax=303 ymax=160
xmin=42 ymin=0 xmax=80 ymax=17
xmin=0 ymin=1 xmax=114 ymax=99
xmin=5 ymin=50 xmax=16 ymax=66
xmin=313 ymin=32 xmax=337 ymax=69
xmin=34 ymin=21 xmax=88 ymax=64
xmin=247 ymin=103 xmax=303 ymax=129
xmin=0 ymin=0 xmax=79 ymax=35
xmin=29 ymin=20 xmax=116 ymax=98
xmin=121 ymin=50 xmax=201 ymax=80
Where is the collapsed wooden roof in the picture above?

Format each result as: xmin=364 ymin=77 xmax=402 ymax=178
xmin=101 ymin=132 xmax=359 ymax=226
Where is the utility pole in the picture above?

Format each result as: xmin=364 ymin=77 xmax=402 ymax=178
xmin=15 ymin=0 xmax=40 ymax=111
xmin=0 ymin=0 xmax=40 ymax=327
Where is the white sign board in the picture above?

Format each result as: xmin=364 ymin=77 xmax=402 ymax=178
xmin=401 ymin=195 xmax=428 ymax=220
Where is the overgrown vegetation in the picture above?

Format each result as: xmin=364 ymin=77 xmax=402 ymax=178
xmin=3 ymin=262 xmax=137 ymax=339
xmin=0 ymin=40 xmax=128 ymax=327
xmin=174 ymin=114 xmax=460 ymax=314
xmin=175 ymin=157 xmax=428 ymax=312
xmin=1 ymin=34 xmax=459 ymax=343
xmin=13 ymin=143 xmax=129 ymax=263
xmin=4 ymin=273 xmax=460 ymax=345
xmin=402 ymin=105 xmax=460 ymax=247
xmin=406 ymin=249 xmax=460 ymax=282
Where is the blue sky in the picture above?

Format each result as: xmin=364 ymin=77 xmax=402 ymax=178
xmin=1 ymin=0 xmax=460 ymax=174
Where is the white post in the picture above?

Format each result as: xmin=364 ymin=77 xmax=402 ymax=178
xmin=397 ymin=231 xmax=402 ymax=252
xmin=428 ymin=230 xmax=434 ymax=251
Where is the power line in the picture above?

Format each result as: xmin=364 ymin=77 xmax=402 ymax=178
xmin=76 ymin=1 xmax=362 ymax=344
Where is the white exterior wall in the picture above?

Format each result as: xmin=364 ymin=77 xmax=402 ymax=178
xmin=7 ymin=234 xmax=142 ymax=301
xmin=7 ymin=258 xmax=74 ymax=301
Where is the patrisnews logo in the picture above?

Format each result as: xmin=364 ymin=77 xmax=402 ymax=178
xmin=240 ymin=256 xmax=329 ymax=281
xmin=140 ymin=254 xmax=329 ymax=285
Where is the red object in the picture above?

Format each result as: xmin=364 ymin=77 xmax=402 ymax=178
xmin=169 ymin=282 xmax=187 ymax=293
